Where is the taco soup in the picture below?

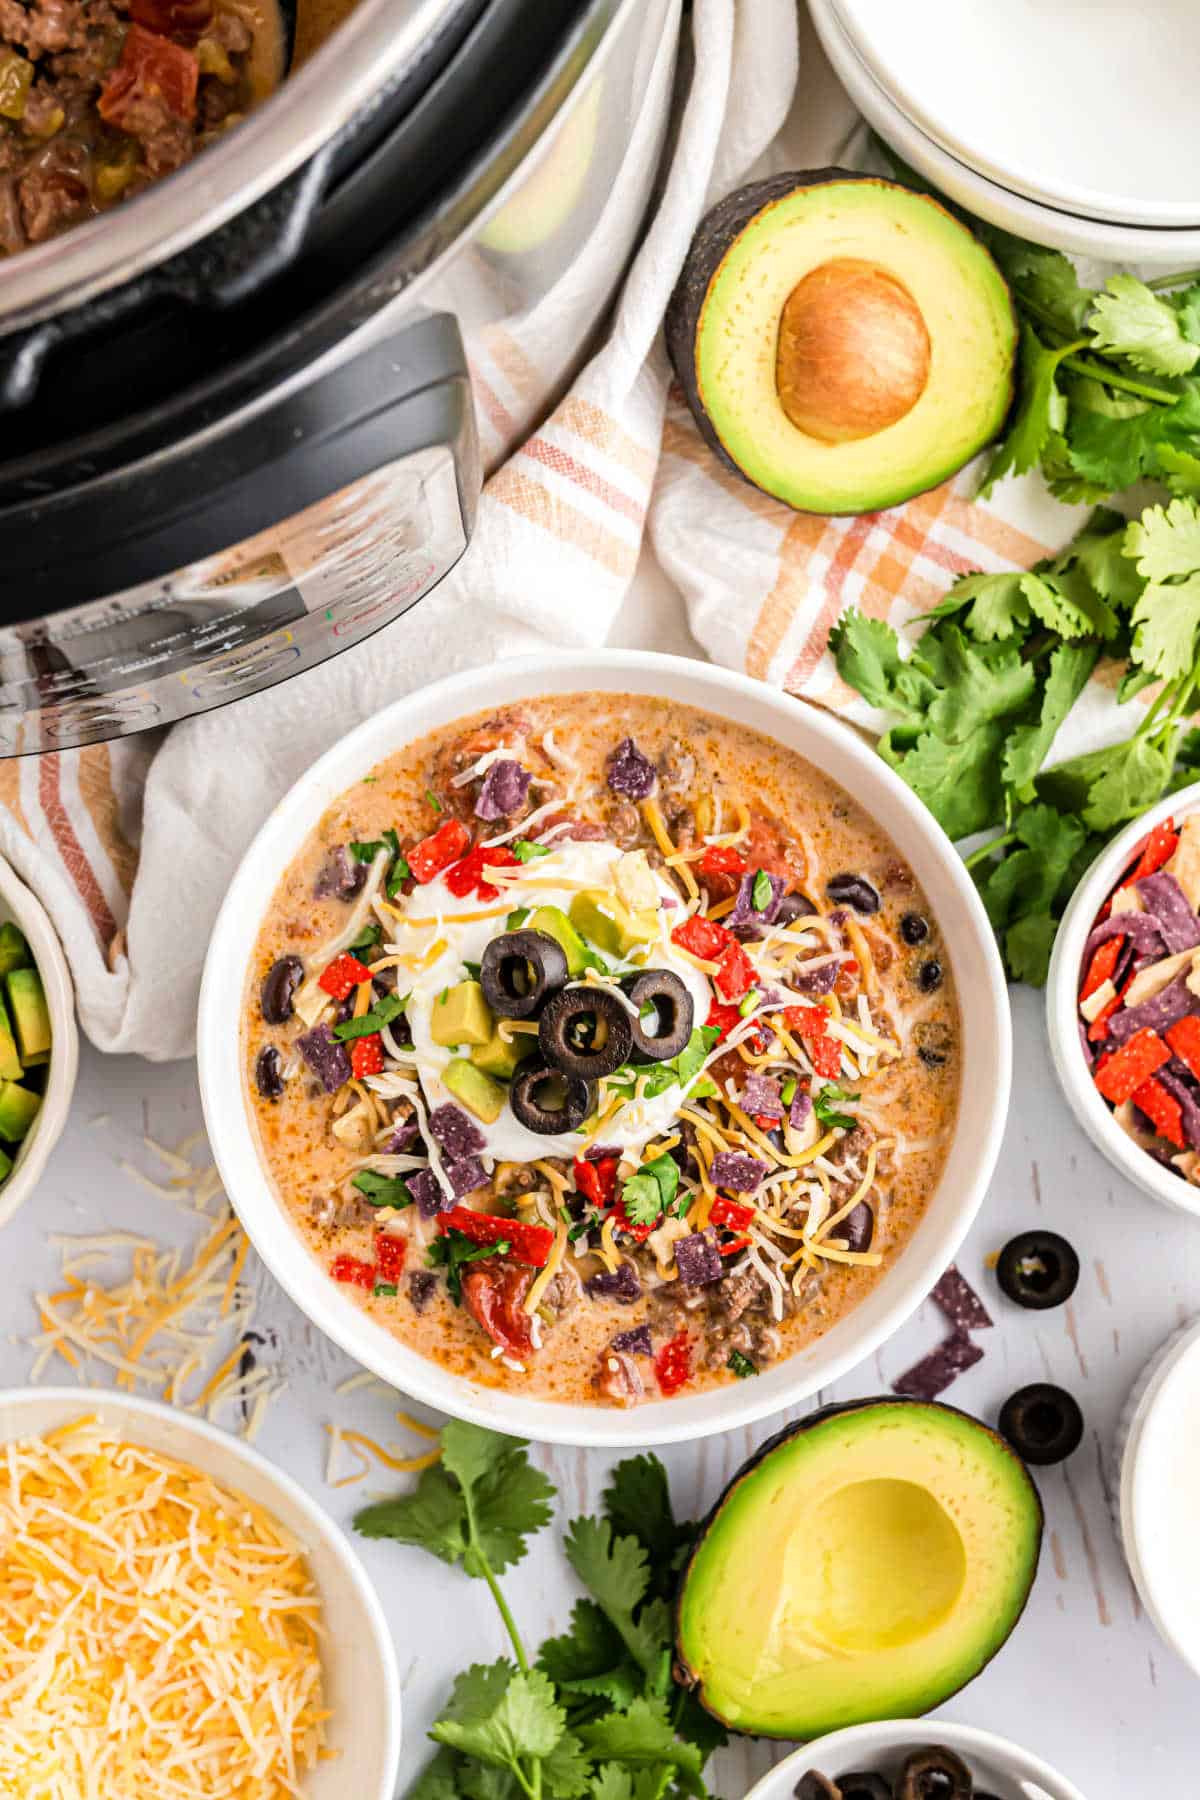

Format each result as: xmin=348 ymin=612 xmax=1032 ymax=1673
xmin=244 ymin=694 xmax=961 ymax=1407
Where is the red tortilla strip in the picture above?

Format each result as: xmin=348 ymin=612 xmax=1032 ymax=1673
xmin=1094 ymin=1027 xmax=1170 ymax=1103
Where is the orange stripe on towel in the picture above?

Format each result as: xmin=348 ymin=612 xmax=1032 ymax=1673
xmin=487 ymin=465 xmax=638 ymax=580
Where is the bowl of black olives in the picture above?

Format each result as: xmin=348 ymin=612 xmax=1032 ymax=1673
xmin=743 ymin=1722 xmax=1088 ymax=1800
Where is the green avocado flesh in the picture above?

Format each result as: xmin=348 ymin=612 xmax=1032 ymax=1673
xmin=677 ymin=174 xmax=1016 ymax=515
xmin=676 ymin=1400 xmax=1041 ymax=1738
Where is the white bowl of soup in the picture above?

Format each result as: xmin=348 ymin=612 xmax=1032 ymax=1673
xmin=198 ymin=651 xmax=1010 ymax=1447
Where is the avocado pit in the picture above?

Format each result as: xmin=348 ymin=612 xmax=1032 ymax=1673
xmin=776 ymin=257 xmax=931 ymax=445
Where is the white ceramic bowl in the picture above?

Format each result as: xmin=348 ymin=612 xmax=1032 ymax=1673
xmin=1046 ymin=785 xmax=1200 ymax=1217
xmin=0 ymin=1386 xmax=401 ymax=1798
xmin=1116 ymin=1316 xmax=1200 ymax=1683
xmin=810 ymin=0 xmax=1200 ymax=267
xmin=0 ymin=854 xmax=78 ymax=1231
xmin=197 ymin=650 xmax=1011 ymax=1448
xmin=745 ymin=1718 xmax=1088 ymax=1800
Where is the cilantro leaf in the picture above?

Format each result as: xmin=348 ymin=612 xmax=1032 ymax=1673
xmin=727 ymin=1349 xmax=757 ymax=1377
xmin=349 ymin=921 xmax=383 ymax=952
xmin=409 ymin=1746 xmax=472 ymax=1799
xmin=356 ymin=1463 xmax=469 ymax=1565
xmin=427 ymin=1230 xmax=512 ymax=1304
xmin=540 ymin=1733 xmax=593 ymax=1798
xmin=828 ymin=613 xmax=933 ymax=721
xmin=923 ymin=628 xmax=1036 ymax=742
xmin=611 ymin=1027 xmax=719 ymax=1103
xmin=1131 ymin=573 xmax=1200 ymax=681
xmin=333 ymin=990 xmax=407 ymax=1041
xmin=431 ymin=1664 xmax=566 ymax=1772
xmin=1089 ymin=275 xmax=1200 ymax=377
xmin=1126 ymin=496 xmax=1200 ymax=582
xmin=925 ymin=570 xmax=1030 ymax=641
xmin=1004 ymin=910 xmax=1060 ymax=985
xmin=983 ymin=323 xmax=1077 ymax=492
xmin=563 ymin=1517 xmax=670 ymax=1692
xmin=892 ymin=723 xmax=1007 ymax=838
xmin=513 ymin=840 xmax=552 ymax=862
xmin=538 ymin=1601 xmax=625 ymax=1686
xmin=1019 ymin=570 xmax=1115 ymax=641
xmin=619 ymin=1154 xmax=679 ymax=1228
xmin=983 ymin=232 xmax=1096 ymax=335
xmin=601 ymin=1456 xmax=692 ymax=1586
xmin=1001 ymin=642 xmax=1098 ymax=803
xmin=973 ymin=805 xmax=1086 ymax=933
xmin=350 ymin=828 xmax=401 ymax=864
xmin=751 ymin=868 xmax=773 ymax=910
xmin=1065 ymin=402 xmax=1172 ymax=493
xmin=351 ymin=1168 xmax=413 ymax=1208
xmin=575 ymin=1698 xmax=704 ymax=1786
xmin=591 ymin=1770 xmax=635 ymax=1800
xmin=813 ymin=1084 xmax=859 ymax=1131
xmin=1080 ymin=736 xmax=1174 ymax=833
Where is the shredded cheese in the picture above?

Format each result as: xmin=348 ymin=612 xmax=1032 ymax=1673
xmin=523 ymin=1218 xmax=569 ymax=1314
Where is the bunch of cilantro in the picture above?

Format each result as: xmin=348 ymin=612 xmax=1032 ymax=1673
xmin=830 ymin=498 xmax=1200 ymax=983
xmin=357 ymin=1422 xmax=725 ymax=1799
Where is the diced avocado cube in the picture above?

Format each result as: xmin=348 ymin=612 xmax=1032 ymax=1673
xmin=5 ymin=966 xmax=50 ymax=1066
xmin=0 ymin=1079 xmax=40 ymax=1142
xmin=570 ymin=889 xmax=657 ymax=958
xmin=471 ymin=1022 xmax=535 ymax=1081
xmin=0 ymin=1145 xmax=12 ymax=1185
xmin=526 ymin=905 xmax=590 ymax=977
xmin=443 ymin=1058 xmax=506 ymax=1124
xmin=0 ymin=922 xmax=30 ymax=979
xmin=431 ymin=980 xmax=494 ymax=1049
xmin=0 ymin=995 xmax=21 ymax=1083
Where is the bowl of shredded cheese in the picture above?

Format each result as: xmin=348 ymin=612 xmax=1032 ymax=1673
xmin=0 ymin=1387 xmax=401 ymax=1799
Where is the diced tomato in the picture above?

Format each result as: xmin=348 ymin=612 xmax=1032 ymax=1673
xmin=699 ymin=845 xmax=746 ymax=880
xmin=129 ymin=0 xmax=211 ymax=40
xmin=713 ymin=940 xmax=755 ymax=1002
xmin=462 ymin=1263 xmax=535 ymax=1358
xmin=1094 ymin=1027 xmax=1170 ymax=1104
xmin=438 ymin=1205 xmax=554 ymax=1268
xmin=811 ymin=1035 xmax=843 ymax=1079
xmin=573 ymin=1155 xmax=618 ymax=1209
xmin=671 ymin=915 xmax=732 ymax=962
xmin=350 ymin=1033 xmax=384 ymax=1079
xmin=99 ymin=23 xmax=198 ymax=124
xmin=444 ymin=843 xmax=519 ymax=901
xmin=1167 ymin=1015 xmax=1200 ymax=1081
xmin=330 ymin=1254 xmax=375 ymax=1291
xmin=408 ymin=818 xmax=471 ymax=884
xmin=753 ymin=1114 xmax=778 ymax=1131
xmin=710 ymin=1195 xmax=755 ymax=1231
xmin=374 ymin=1233 xmax=406 ymax=1283
xmin=782 ymin=1004 xmax=828 ymax=1038
xmin=718 ymin=1235 xmax=751 ymax=1255
xmin=654 ymin=1330 xmax=693 ymax=1396
xmin=319 ymin=953 xmax=373 ymax=1000
xmin=1080 ymin=936 xmax=1122 ymax=1003
xmin=706 ymin=999 xmax=742 ymax=1043
xmin=1131 ymin=1076 xmax=1185 ymax=1149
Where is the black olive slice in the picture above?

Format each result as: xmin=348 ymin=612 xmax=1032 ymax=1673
xmin=509 ymin=1060 xmax=594 ymax=1135
xmin=539 ymin=986 xmax=633 ymax=1081
xmin=793 ymin=1775 xmax=841 ymax=1800
xmin=255 ymin=1045 xmax=284 ymax=1100
xmin=897 ymin=1745 xmax=973 ymax=1800
xmin=997 ymin=1229 xmax=1080 ymax=1310
xmin=839 ymin=1776 xmax=890 ymax=1800
xmin=621 ymin=969 xmax=694 ymax=1063
xmin=261 ymin=955 xmax=303 ymax=1024
xmin=826 ymin=872 xmax=880 ymax=915
xmin=480 ymin=929 xmax=568 ymax=1019
xmin=998 ymin=1382 xmax=1084 ymax=1466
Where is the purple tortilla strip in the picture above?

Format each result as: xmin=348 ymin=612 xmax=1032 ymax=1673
xmin=791 ymin=958 xmax=840 ymax=998
xmin=1083 ymin=911 xmax=1164 ymax=960
xmin=427 ymin=1103 xmax=486 ymax=1159
xmin=1157 ymin=1066 xmax=1200 ymax=1149
xmin=408 ymin=1168 xmax=451 ymax=1218
xmin=675 ymin=1229 xmax=723 ymax=1287
xmin=475 ymin=758 xmax=530 ymax=822
xmin=931 ymin=1264 xmax=993 ymax=1332
xmin=789 ymin=1088 xmax=813 ymax=1129
xmin=1108 ymin=970 xmax=1200 ymax=1045
xmin=893 ymin=1330 xmax=984 ymax=1400
xmin=709 ymin=1150 xmax=766 ymax=1192
xmin=314 ymin=846 xmax=365 ymax=901
xmin=606 ymin=737 xmax=657 ymax=800
xmin=408 ymin=1270 xmax=438 ymax=1312
xmin=386 ymin=1118 xmax=420 ymax=1153
xmin=1078 ymin=1019 xmax=1095 ymax=1068
xmin=1137 ymin=870 xmax=1200 ymax=954
xmin=586 ymin=1262 xmax=641 ymax=1304
xmin=742 ymin=1074 xmax=783 ymax=1118
xmin=297 ymin=1024 xmax=351 ymax=1093
xmin=728 ymin=871 xmax=786 ymax=940
xmin=445 ymin=1155 xmax=487 ymax=1199
xmin=610 ymin=1324 xmax=653 ymax=1357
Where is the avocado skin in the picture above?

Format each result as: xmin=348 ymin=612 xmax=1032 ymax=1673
xmin=665 ymin=169 xmax=1015 ymax=516
xmin=672 ymin=1395 xmax=1043 ymax=1734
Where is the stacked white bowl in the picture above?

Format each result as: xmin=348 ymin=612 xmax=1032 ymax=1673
xmin=809 ymin=0 xmax=1200 ymax=263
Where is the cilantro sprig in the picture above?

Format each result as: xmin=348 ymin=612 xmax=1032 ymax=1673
xmin=832 ymin=497 xmax=1200 ymax=983
xmin=357 ymin=1427 xmax=722 ymax=1798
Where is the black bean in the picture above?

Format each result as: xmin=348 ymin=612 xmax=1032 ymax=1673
xmin=900 ymin=911 xmax=930 ymax=945
xmin=255 ymin=1045 xmax=284 ymax=1100
xmin=915 ymin=1020 xmax=953 ymax=1068
xmin=917 ymin=956 xmax=943 ymax=992
xmin=826 ymin=872 xmax=881 ymax=914
xmin=260 ymin=955 xmax=304 ymax=1024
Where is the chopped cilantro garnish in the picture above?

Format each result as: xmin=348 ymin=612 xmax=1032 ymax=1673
xmin=350 ymin=828 xmax=400 ymax=864
xmin=463 ymin=960 xmax=482 ymax=980
xmin=352 ymin=1169 xmax=412 ymax=1208
xmin=813 ymin=1084 xmax=859 ymax=1131
xmin=727 ymin=1350 xmax=758 ymax=1378
xmin=348 ymin=921 xmax=382 ymax=952
xmin=512 ymin=839 xmax=551 ymax=862
xmin=751 ymin=868 xmax=772 ymax=911
xmin=386 ymin=854 xmax=410 ymax=898
xmin=373 ymin=1282 xmax=398 ymax=1298
xmin=332 ymin=991 xmax=408 ymax=1042
xmin=566 ymin=1205 xmax=599 ymax=1244
xmin=426 ymin=1228 xmax=510 ymax=1304
xmin=608 ymin=1025 xmax=719 ymax=1102
xmin=506 ymin=907 xmax=531 ymax=929
xmin=426 ymin=788 xmax=443 ymax=813
xmin=619 ymin=1152 xmax=679 ymax=1228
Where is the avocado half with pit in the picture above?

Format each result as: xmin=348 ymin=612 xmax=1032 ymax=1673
xmin=665 ymin=171 xmax=1017 ymax=515
xmin=675 ymin=1398 xmax=1042 ymax=1738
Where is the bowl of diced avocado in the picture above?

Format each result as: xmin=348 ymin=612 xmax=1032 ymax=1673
xmin=0 ymin=856 xmax=78 ymax=1228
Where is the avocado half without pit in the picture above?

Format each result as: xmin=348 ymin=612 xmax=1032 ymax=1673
xmin=665 ymin=171 xmax=1017 ymax=515
xmin=480 ymin=929 xmax=568 ymax=1020
xmin=675 ymin=1398 xmax=1042 ymax=1739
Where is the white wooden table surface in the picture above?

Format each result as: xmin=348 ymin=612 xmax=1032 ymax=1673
xmin=2 ymin=981 xmax=1195 ymax=1800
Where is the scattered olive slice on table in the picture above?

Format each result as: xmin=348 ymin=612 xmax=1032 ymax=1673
xmin=509 ymin=1060 xmax=594 ymax=1134
xmin=997 ymin=1229 xmax=1080 ymax=1310
xmin=826 ymin=872 xmax=880 ymax=914
xmin=838 ymin=1774 xmax=891 ymax=1800
xmin=260 ymin=955 xmax=303 ymax=1024
xmin=621 ymin=969 xmax=694 ymax=1063
xmin=255 ymin=1045 xmax=284 ymax=1100
xmin=897 ymin=1745 xmax=973 ymax=1800
xmin=480 ymin=929 xmax=568 ymax=1020
xmin=539 ymin=986 xmax=633 ymax=1080
xmin=999 ymin=1382 xmax=1084 ymax=1466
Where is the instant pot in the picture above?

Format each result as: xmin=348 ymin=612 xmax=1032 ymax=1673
xmin=0 ymin=0 xmax=678 ymax=755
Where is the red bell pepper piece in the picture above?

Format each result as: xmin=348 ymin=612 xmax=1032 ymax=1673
xmin=671 ymin=915 xmax=732 ymax=961
xmin=444 ymin=843 xmax=520 ymax=901
xmin=718 ymin=1235 xmax=751 ymax=1255
xmin=699 ymin=845 xmax=746 ymax=879
xmin=437 ymin=1205 xmax=554 ymax=1268
xmin=319 ymin=953 xmax=373 ymax=1000
xmin=573 ymin=1155 xmax=618 ymax=1209
xmin=654 ymin=1330 xmax=693 ymax=1396
xmin=1080 ymin=936 xmax=1122 ymax=1003
xmin=408 ymin=818 xmax=471 ymax=884
xmin=713 ymin=940 xmax=755 ymax=1002
xmin=100 ymin=23 xmax=198 ymax=124
xmin=1167 ymin=1014 xmax=1200 ymax=1081
xmin=706 ymin=999 xmax=742 ymax=1042
xmin=330 ymin=1254 xmax=375 ymax=1291
xmin=462 ymin=1263 xmax=534 ymax=1357
xmin=811 ymin=1035 xmax=843 ymax=1079
xmin=1094 ymin=1027 xmax=1170 ymax=1104
xmin=782 ymin=1004 xmax=828 ymax=1037
xmin=350 ymin=1033 xmax=384 ymax=1079
xmin=1131 ymin=1076 xmax=1185 ymax=1149
xmin=375 ymin=1233 xmax=406 ymax=1283
xmin=710 ymin=1195 xmax=755 ymax=1231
